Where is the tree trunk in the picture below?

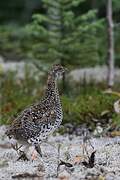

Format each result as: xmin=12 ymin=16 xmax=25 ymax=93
xmin=91 ymin=0 xmax=97 ymax=9
xmin=106 ymin=0 xmax=115 ymax=89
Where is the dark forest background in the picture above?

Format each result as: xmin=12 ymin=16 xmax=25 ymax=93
xmin=0 ymin=0 xmax=120 ymax=67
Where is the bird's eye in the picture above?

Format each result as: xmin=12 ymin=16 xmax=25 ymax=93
xmin=9 ymin=135 xmax=12 ymax=139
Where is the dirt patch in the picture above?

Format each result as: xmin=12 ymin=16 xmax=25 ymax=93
xmin=0 ymin=126 xmax=120 ymax=180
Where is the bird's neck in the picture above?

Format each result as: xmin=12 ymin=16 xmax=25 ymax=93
xmin=45 ymin=73 xmax=63 ymax=127
xmin=45 ymin=74 xmax=58 ymax=99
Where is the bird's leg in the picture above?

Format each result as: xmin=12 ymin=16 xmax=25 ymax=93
xmin=31 ymin=149 xmax=38 ymax=161
xmin=35 ymin=144 xmax=42 ymax=157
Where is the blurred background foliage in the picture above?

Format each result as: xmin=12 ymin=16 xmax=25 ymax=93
xmin=0 ymin=0 xmax=120 ymax=67
xmin=0 ymin=0 xmax=120 ymax=129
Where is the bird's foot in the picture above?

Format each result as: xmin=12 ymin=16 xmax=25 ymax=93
xmin=17 ymin=150 xmax=29 ymax=161
xmin=31 ymin=145 xmax=42 ymax=161
xmin=31 ymin=149 xmax=38 ymax=161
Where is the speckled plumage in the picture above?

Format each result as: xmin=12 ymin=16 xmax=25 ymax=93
xmin=6 ymin=64 xmax=65 ymax=149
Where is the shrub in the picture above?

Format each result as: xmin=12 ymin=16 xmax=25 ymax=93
xmin=62 ymin=89 xmax=118 ymax=128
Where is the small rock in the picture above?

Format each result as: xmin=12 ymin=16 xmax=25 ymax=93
xmin=93 ymin=125 xmax=103 ymax=136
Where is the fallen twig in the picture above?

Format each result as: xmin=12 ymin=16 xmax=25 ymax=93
xmin=12 ymin=172 xmax=43 ymax=179
xmin=56 ymin=143 xmax=61 ymax=177
xmin=0 ymin=144 xmax=11 ymax=149
xmin=17 ymin=151 xmax=29 ymax=161
xmin=59 ymin=160 xmax=73 ymax=168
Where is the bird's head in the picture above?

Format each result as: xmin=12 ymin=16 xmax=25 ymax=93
xmin=50 ymin=64 xmax=66 ymax=79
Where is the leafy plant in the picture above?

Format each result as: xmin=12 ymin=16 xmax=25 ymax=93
xmin=62 ymin=89 xmax=118 ymax=127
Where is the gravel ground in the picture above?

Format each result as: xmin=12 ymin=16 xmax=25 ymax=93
xmin=0 ymin=126 xmax=120 ymax=180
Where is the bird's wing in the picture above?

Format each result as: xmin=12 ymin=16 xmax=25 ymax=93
xmin=27 ymin=100 xmax=57 ymax=124
xmin=7 ymin=112 xmax=40 ymax=140
xmin=20 ymin=104 xmax=56 ymax=139
xmin=21 ymin=118 xmax=41 ymax=138
xmin=8 ymin=99 xmax=56 ymax=139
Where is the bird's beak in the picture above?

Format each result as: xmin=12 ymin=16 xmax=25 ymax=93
xmin=64 ymin=67 xmax=68 ymax=73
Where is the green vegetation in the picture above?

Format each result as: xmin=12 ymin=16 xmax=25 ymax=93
xmin=0 ymin=25 xmax=29 ymax=59
xmin=1 ymin=69 xmax=118 ymax=128
xmin=62 ymin=91 xmax=117 ymax=127
xmin=0 ymin=0 xmax=120 ymax=67
xmin=0 ymin=0 xmax=104 ymax=68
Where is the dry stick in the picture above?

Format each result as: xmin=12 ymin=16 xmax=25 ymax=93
xmin=106 ymin=0 xmax=115 ymax=88
xmin=88 ymin=139 xmax=94 ymax=150
xmin=11 ymin=143 xmax=29 ymax=161
xmin=12 ymin=173 xmax=41 ymax=179
xmin=82 ymin=135 xmax=90 ymax=158
xmin=56 ymin=143 xmax=61 ymax=177
xmin=82 ymin=135 xmax=97 ymax=168
xmin=82 ymin=135 xmax=94 ymax=160
xmin=83 ymin=142 xmax=89 ymax=158
xmin=65 ymin=146 xmax=71 ymax=161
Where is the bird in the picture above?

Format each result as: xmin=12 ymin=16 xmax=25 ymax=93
xmin=6 ymin=64 xmax=65 ymax=160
